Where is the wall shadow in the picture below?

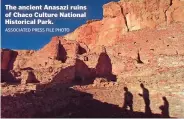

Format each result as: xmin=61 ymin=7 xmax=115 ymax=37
xmin=74 ymin=59 xmax=94 ymax=85
xmin=1 ymin=49 xmax=18 ymax=70
xmin=1 ymin=79 xmax=164 ymax=118
xmin=1 ymin=49 xmax=18 ymax=82
xmin=137 ymin=51 xmax=144 ymax=64
xmin=78 ymin=45 xmax=87 ymax=55
xmin=72 ymin=51 xmax=117 ymax=85
xmin=1 ymin=49 xmax=172 ymax=118
xmin=26 ymin=71 xmax=40 ymax=83
xmin=21 ymin=67 xmax=34 ymax=70
xmin=95 ymin=52 xmax=117 ymax=82
xmin=1 ymin=69 xmax=19 ymax=83
xmin=57 ymin=40 xmax=67 ymax=63
xmin=9 ymin=51 xmax=18 ymax=70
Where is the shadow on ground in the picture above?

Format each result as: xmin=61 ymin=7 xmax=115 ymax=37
xmin=1 ymin=49 xmax=170 ymax=118
xmin=1 ymin=80 xmax=168 ymax=118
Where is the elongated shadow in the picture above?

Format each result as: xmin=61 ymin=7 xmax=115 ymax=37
xmin=138 ymin=83 xmax=152 ymax=116
xmin=159 ymin=96 xmax=170 ymax=118
xmin=122 ymin=87 xmax=133 ymax=112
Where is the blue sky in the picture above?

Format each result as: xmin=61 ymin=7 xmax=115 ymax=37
xmin=1 ymin=0 xmax=119 ymax=50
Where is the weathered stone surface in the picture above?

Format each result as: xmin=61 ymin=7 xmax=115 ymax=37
xmin=64 ymin=20 xmax=102 ymax=49
xmin=118 ymin=0 xmax=171 ymax=30
xmin=105 ymin=23 xmax=184 ymax=65
xmin=51 ymin=66 xmax=75 ymax=84
xmin=12 ymin=50 xmax=35 ymax=70
xmin=33 ymin=36 xmax=78 ymax=63
xmin=64 ymin=0 xmax=184 ymax=48
xmin=98 ymin=16 xmax=128 ymax=45
xmin=93 ymin=77 xmax=108 ymax=87
xmin=166 ymin=0 xmax=184 ymax=24
xmin=103 ymin=2 xmax=123 ymax=18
